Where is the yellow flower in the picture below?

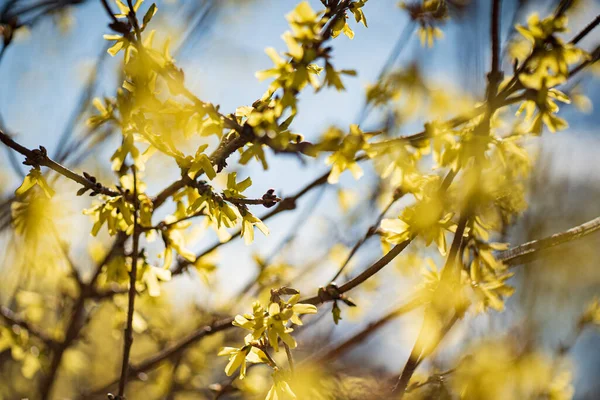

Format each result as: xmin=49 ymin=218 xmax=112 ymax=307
xmin=218 ymin=346 xmax=268 ymax=379
xmin=241 ymin=212 xmax=269 ymax=245
xmin=15 ymin=168 xmax=54 ymax=198
xmin=266 ymin=370 xmax=297 ymax=400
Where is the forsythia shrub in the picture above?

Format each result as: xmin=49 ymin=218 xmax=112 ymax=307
xmin=0 ymin=0 xmax=599 ymax=399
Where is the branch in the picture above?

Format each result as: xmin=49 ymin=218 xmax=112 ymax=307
xmin=152 ymin=2 xmax=356 ymax=210
xmin=486 ymin=0 xmax=503 ymax=103
xmin=301 ymin=240 xmax=413 ymax=306
xmin=499 ymin=215 xmax=600 ymax=266
xmin=0 ymin=130 xmax=119 ymax=197
xmin=0 ymin=306 xmax=57 ymax=348
xmin=100 ymin=0 xmax=120 ymax=25
xmin=393 ymin=218 xmax=465 ymax=397
xmin=86 ymin=237 xmax=418 ymax=396
xmin=39 ymin=234 xmax=126 ymax=399
xmin=170 ymin=169 xmax=332 ymax=275
xmin=153 ymin=129 xmax=253 ymax=208
xmin=224 ymin=195 xmax=281 ymax=207
xmin=329 ymin=195 xmax=399 ymax=283
xmin=406 ymin=367 xmax=456 ymax=393
xmin=567 ymin=44 xmax=600 ymax=79
xmin=311 ymin=296 xmax=424 ymax=363
xmin=115 ymin=167 xmax=141 ymax=398
xmin=570 ymin=14 xmax=600 ymax=45
xmin=392 ymin=313 xmax=461 ymax=397
xmin=85 ymin=317 xmax=235 ymax=397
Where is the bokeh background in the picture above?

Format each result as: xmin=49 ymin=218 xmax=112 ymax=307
xmin=0 ymin=0 xmax=599 ymax=398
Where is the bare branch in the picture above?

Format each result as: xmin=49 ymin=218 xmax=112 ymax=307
xmin=0 ymin=130 xmax=119 ymax=197
xmin=500 ymin=215 xmax=600 ymax=266
xmin=115 ymin=167 xmax=141 ymax=398
xmin=0 ymin=306 xmax=58 ymax=348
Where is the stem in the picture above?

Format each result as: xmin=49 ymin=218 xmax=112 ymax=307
xmin=303 ymin=240 xmax=413 ymax=306
xmin=406 ymin=367 xmax=456 ymax=393
xmin=486 ymin=0 xmax=502 ymax=104
xmin=499 ymin=215 xmax=600 ymax=265
xmin=570 ymin=14 xmax=600 ymax=44
xmin=152 ymin=130 xmax=253 ymax=209
xmin=392 ymin=313 xmax=460 ymax=397
xmin=116 ymin=166 xmax=140 ymax=398
xmin=440 ymin=212 xmax=469 ymax=284
xmin=0 ymin=130 xmax=119 ymax=197
xmin=0 ymin=306 xmax=56 ymax=348
xmin=312 ymin=296 xmax=423 ymax=363
xmin=224 ymin=196 xmax=281 ymax=207
xmin=330 ymin=197 xmax=398 ymax=283
xmin=284 ymin=343 xmax=295 ymax=375
xmin=100 ymin=0 xmax=120 ymax=25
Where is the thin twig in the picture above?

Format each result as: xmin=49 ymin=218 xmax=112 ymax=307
xmin=116 ymin=166 xmax=141 ymax=398
xmin=39 ymin=234 xmax=126 ymax=399
xmin=310 ymin=296 xmax=424 ymax=364
xmin=392 ymin=313 xmax=461 ymax=397
xmin=0 ymin=130 xmax=119 ymax=197
xmin=330 ymin=197 xmax=398 ymax=283
xmin=405 ymin=367 xmax=456 ymax=393
xmin=486 ymin=0 xmax=502 ymax=103
xmin=0 ymin=306 xmax=57 ymax=348
xmin=499 ymin=215 xmax=600 ymax=265
xmin=570 ymin=14 xmax=600 ymax=45
xmin=100 ymin=0 xmax=120 ymax=25
xmin=284 ymin=342 xmax=295 ymax=375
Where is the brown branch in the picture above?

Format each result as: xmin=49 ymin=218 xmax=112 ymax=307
xmin=440 ymin=211 xmax=469 ymax=283
xmin=85 ymin=317 xmax=235 ymax=397
xmin=39 ymin=234 xmax=126 ymax=399
xmin=0 ymin=306 xmax=57 ymax=348
xmin=570 ymin=14 xmax=600 ymax=45
xmin=224 ymin=195 xmax=281 ymax=207
xmin=329 ymin=196 xmax=399 ymax=283
xmin=170 ymin=169 xmax=332 ymax=275
xmin=393 ymin=217 xmax=466 ymax=397
xmin=115 ymin=167 xmax=141 ymax=399
xmin=284 ymin=342 xmax=295 ymax=375
xmin=0 ymin=130 xmax=119 ymax=197
xmin=312 ymin=296 xmax=424 ymax=363
xmin=153 ymin=129 xmax=253 ymax=209
xmin=151 ymin=0 xmax=359 ymax=210
xmin=392 ymin=313 xmax=461 ymax=397
xmin=486 ymin=0 xmax=503 ymax=103
xmin=499 ymin=215 xmax=600 ymax=266
xmin=99 ymin=0 xmax=120 ymax=25
xmin=567 ymin=44 xmax=600 ymax=79
xmin=301 ymin=240 xmax=413 ymax=306
xmin=406 ymin=367 xmax=456 ymax=393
